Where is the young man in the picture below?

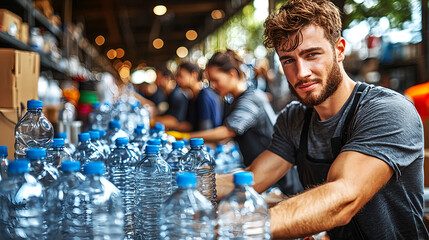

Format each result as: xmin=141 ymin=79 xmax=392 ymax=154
xmin=217 ymin=0 xmax=428 ymax=239
xmin=175 ymin=62 xmax=222 ymax=131
xmin=152 ymin=65 xmax=189 ymax=129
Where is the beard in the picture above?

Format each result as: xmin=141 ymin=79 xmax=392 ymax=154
xmin=288 ymin=61 xmax=342 ymax=107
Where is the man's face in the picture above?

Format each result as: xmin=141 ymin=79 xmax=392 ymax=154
xmin=176 ymin=68 xmax=193 ymax=89
xmin=277 ymin=24 xmax=342 ymax=107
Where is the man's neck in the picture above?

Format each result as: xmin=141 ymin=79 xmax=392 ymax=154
xmin=314 ymin=76 xmax=356 ymax=121
xmin=190 ymin=82 xmax=202 ymax=99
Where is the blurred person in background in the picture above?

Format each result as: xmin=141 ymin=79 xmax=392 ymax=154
xmin=151 ymin=65 xmax=189 ymax=129
xmin=136 ymin=80 xmax=167 ymax=114
xmin=175 ymin=62 xmax=222 ymax=131
xmin=168 ymin=50 xmax=303 ymax=195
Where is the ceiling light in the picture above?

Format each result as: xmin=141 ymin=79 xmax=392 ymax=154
xmin=123 ymin=60 xmax=132 ymax=68
xmin=119 ymin=66 xmax=130 ymax=79
xmin=131 ymin=70 xmax=146 ymax=84
xmin=176 ymin=46 xmax=189 ymax=58
xmin=211 ymin=9 xmax=225 ymax=19
xmin=95 ymin=35 xmax=105 ymax=46
xmin=153 ymin=5 xmax=167 ymax=16
xmin=186 ymin=30 xmax=198 ymax=41
xmin=116 ymin=48 xmax=125 ymax=58
xmin=153 ymin=38 xmax=164 ymax=49
xmin=107 ymin=49 xmax=117 ymax=59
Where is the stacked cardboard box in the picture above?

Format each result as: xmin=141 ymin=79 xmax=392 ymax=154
xmin=0 ymin=49 xmax=40 ymax=157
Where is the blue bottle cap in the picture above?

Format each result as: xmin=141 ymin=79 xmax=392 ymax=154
xmin=137 ymin=124 xmax=145 ymax=129
xmin=161 ymin=139 xmax=167 ymax=145
xmin=134 ymin=127 xmax=144 ymax=135
xmin=115 ymin=137 xmax=129 ymax=146
xmin=27 ymin=100 xmax=43 ymax=110
xmin=92 ymin=102 xmax=101 ymax=109
xmin=216 ymin=145 xmax=224 ymax=153
xmin=26 ymin=148 xmax=46 ymax=160
xmin=190 ymin=138 xmax=204 ymax=147
xmin=154 ymin=122 xmax=165 ymax=131
xmin=83 ymin=161 xmax=105 ymax=175
xmin=78 ymin=133 xmax=90 ymax=142
xmin=172 ymin=141 xmax=184 ymax=150
xmin=8 ymin=160 xmax=30 ymax=174
xmin=97 ymin=129 xmax=106 ymax=137
xmin=233 ymin=171 xmax=254 ymax=185
xmin=0 ymin=145 xmax=7 ymax=157
xmin=176 ymin=172 xmax=197 ymax=188
xmin=147 ymin=139 xmax=161 ymax=146
xmin=61 ymin=161 xmax=80 ymax=172
xmin=145 ymin=145 xmax=159 ymax=154
xmin=109 ymin=120 xmax=121 ymax=129
xmin=52 ymin=138 xmax=65 ymax=148
xmin=57 ymin=132 xmax=67 ymax=139
xmin=89 ymin=131 xmax=100 ymax=140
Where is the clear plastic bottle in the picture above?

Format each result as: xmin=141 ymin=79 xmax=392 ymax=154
xmin=63 ymin=161 xmax=124 ymax=239
xmin=130 ymin=125 xmax=149 ymax=150
xmin=57 ymin=132 xmax=76 ymax=156
xmin=0 ymin=145 xmax=8 ymax=181
xmin=132 ymin=101 xmax=150 ymax=132
xmin=73 ymin=132 xmax=105 ymax=170
xmin=27 ymin=148 xmax=60 ymax=190
xmin=46 ymin=138 xmax=72 ymax=169
xmin=150 ymin=122 xmax=168 ymax=141
xmin=161 ymin=139 xmax=172 ymax=160
xmin=106 ymin=137 xmax=138 ymax=239
xmin=218 ymin=171 xmax=271 ymax=239
xmin=135 ymin=144 xmax=172 ymax=239
xmin=179 ymin=138 xmax=217 ymax=208
xmin=105 ymin=120 xmax=129 ymax=149
xmin=88 ymin=102 xmax=111 ymax=131
xmin=0 ymin=160 xmax=44 ymax=239
xmin=89 ymin=130 xmax=110 ymax=159
xmin=159 ymin=172 xmax=216 ymax=240
xmin=15 ymin=99 xmax=54 ymax=159
xmin=215 ymin=144 xmax=235 ymax=174
xmin=45 ymin=161 xmax=85 ymax=239
xmin=165 ymin=141 xmax=187 ymax=191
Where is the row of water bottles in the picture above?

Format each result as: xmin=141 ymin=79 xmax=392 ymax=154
xmin=1 ymin=99 xmax=270 ymax=239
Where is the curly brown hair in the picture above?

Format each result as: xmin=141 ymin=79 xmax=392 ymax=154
xmin=263 ymin=0 xmax=342 ymax=52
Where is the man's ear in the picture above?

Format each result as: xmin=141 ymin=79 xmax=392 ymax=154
xmin=336 ymin=37 xmax=346 ymax=63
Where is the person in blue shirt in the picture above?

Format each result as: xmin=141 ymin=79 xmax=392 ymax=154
xmin=175 ymin=62 xmax=222 ymax=131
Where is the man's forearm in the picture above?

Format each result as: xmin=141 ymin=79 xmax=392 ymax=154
xmin=270 ymin=180 xmax=356 ymax=239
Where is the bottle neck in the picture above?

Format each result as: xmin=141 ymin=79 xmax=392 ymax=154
xmin=28 ymin=108 xmax=42 ymax=113
xmin=190 ymin=145 xmax=203 ymax=150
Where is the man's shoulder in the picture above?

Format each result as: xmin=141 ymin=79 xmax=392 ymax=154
xmin=361 ymin=85 xmax=416 ymax=114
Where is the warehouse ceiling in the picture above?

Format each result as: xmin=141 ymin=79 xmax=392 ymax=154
xmin=53 ymin=0 xmax=251 ymax=69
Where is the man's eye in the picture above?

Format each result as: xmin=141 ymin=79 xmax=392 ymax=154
xmin=308 ymin=53 xmax=319 ymax=57
xmin=283 ymin=59 xmax=294 ymax=64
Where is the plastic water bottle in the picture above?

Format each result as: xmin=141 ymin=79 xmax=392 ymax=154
xmin=165 ymin=141 xmax=187 ymax=191
xmin=161 ymin=139 xmax=172 ymax=160
xmin=132 ymin=101 xmax=150 ymax=132
xmin=57 ymin=132 xmax=76 ymax=156
xmin=215 ymin=144 xmax=235 ymax=174
xmin=135 ymin=145 xmax=172 ymax=239
xmin=106 ymin=137 xmax=138 ymax=239
xmin=105 ymin=120 xmax=129 ymax=149
xmin=89 ymin=130 xmax=109 ymax=159
xmin=180 ymin=138 xmax=217 ymax=208
xmin=0 ymin=160 xmax=44 ymax=239
xmin=63 ymin=161 xmax=124 ymax=239
xmin=46 ymin=138 xmax=72 ymax=169
xmin=27 ymin=148 xmax=60 ymax=189
xmin=73 ymin=132 xmax=104 ymax=170
xmin=218 ymin=171 xmax=271 ymax=239
xmin=45 ymin=161 xmax=85 ymax=239
xmin=88 ymin=102 xmax=111 ymax=131
xmin=0 ymin=145 xmax=8 ymax=181
xmin=130 ymin=125 xmax=149 ymax=149
xmin=159 ymin=172 xmax=216 ymax=239
xmin=15 ymin=99 xmax=54 ymax=159
xmin=150 ymin=122 xmax=168 ymax=140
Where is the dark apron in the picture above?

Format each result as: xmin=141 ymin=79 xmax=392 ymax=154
xmin=296 ymin=83 xmax=368 ymax=240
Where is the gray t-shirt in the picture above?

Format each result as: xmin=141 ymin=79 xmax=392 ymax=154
xmin=224 ymin=89 xmax=276 ymax=166
xmin=268 ymin=83 xmax=428 ymax=239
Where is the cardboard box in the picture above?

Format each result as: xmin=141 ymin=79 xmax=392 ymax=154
xmin=0 ymin=108 xmax=22 ymax=158
xmin=0 ymin=49 xmax=40 ymax=109
xmin=20 ymin=22 xmax=29 ymax=44
xmin=0 ymin=9 xmax=22 ymax=40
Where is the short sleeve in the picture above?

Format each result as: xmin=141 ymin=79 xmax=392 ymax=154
xmin=268 ymin=108 xmax=299 ymax=165
xmin=224 ymin=97 xmax=259 ymax=135
xmin=342 ymin=92 xmax=424 ymax=179
xmin=165 ymin=90 xmax=188 ymax=122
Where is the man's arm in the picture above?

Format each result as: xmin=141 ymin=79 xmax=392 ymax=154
xmin=270 ymin=150 xmax=394 ymax=239
xmin=216 ymin=150 xmax=292 ymax=200
xmin=189 ymin=126 xmax=236 ymax=143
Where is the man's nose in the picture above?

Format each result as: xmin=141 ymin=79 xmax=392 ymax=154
xmin=296 ymin=59 xmax=311 ymax=80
